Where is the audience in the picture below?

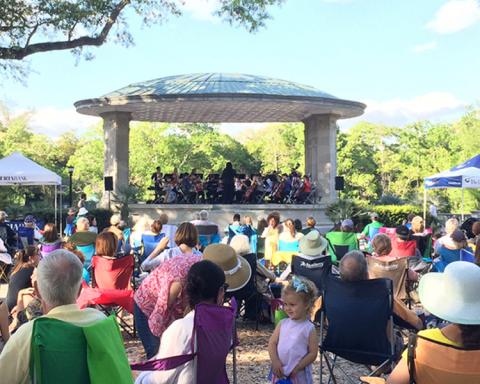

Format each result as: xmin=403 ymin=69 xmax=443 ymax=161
xmin=262 ymin=212 xmax=281 ymax=265
xmin=0 ymin=250 xmax=108 ymax=383
xmin=301 ymin=217 xmax=317 ymax=235
xmin=134 ymin=223 xmax=202 ymax=359
xmin=38 ymin=223 xmax=62 ymax=259
xmin=68 ymin=217 xmax=97 ymax=246
xmin=94 ymin=232 xmax=118 ymax=260
xmin=387 ymin=262 xmax=480 ymax=383
xmin=141 ymin=222 xmax=201 ymax=272
xmin=135 ymin=260 xmax=227 ymax=384
xmin=6 ymin=246 xmax=39 ymax=312
xmin=434 ymin=217 xmax=459 ymax=252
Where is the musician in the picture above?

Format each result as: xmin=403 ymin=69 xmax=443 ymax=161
xmin=151 ymin=166 xmax=163 ymax=202
xmin=221 ymin=162 xmax=236 ymax=204
xmin=296 ymin=175 xmax=312 ymax=203
xmin=234 ymin=177 xmax=244 ymax=203
xmin=205 ymin=175 xmax=218 ymax=203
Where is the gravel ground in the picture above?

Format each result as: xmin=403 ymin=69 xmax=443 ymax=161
xmin=126 ymin=318 xmax=374 ymax=383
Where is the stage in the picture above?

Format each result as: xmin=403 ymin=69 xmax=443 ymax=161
xmin=129 ymin=203 xmax=333 ymax=232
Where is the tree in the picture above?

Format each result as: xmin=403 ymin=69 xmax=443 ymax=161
xmin=0 ymin=0 xmax=284 ymax=73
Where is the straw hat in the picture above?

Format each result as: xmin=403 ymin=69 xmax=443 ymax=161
xmin=203 ymin=244 xmax=251 ymax=292
xmin=299 ymin=230 xmax=328 ymax=256
xmin=419 ymin=261 xmax=480 ymax=325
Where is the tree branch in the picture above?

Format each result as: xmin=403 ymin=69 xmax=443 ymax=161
xmin=0 ymin=0 xmax=130 ymax=60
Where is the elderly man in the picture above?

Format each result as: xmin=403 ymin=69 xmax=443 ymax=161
xmin=339 ymin=251 xmax=423 ymax=331
xmin=68 ymin=216 xmax=97 ymax=246
xmin=190 ymin=210 xmax=221 ymax=234
xmin=0 ymin=250 xmax=107 ymax=383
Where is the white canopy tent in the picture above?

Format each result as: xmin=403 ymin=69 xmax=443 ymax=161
xmin=0 ymin=152 xmax=62 ymax=228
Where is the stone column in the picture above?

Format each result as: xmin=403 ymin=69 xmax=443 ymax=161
xmin=100 ymin=111 xmax=131 ymax=208
xmin=303 ymin=114 xmax=338 ymax=203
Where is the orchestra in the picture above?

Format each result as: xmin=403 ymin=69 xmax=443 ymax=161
xmin=147 ymin=167 xmax=317 ymax=204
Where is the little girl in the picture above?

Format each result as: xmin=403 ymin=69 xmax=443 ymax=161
xmin=268 ymin=275 xmax=318 ymax=384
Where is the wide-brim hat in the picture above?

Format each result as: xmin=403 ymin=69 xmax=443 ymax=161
xmin=419 ymin=261 xmax=480 ymax=325
xmin=203 ymin=244 xmax=252 ymax=292
xmin=299 ymin=230 xmax=328 ymax=256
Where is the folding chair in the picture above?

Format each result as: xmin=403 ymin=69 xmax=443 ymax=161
xmin=131 ymin=303 xmax=237 ymax=384
xmin=141 ymin=233 xmax=165 ymax=263
xmin=367 ymin=256 xmax=409 ymax=301
xmin=227 ymin=253 xmax=259 ymax=330
xmin=388 ymin=238 xmax=417 ymax=258
xmin=77 ymin=244 xmax=95 ymax=271
xmin=30 ymin=316 xmax=132 ymax=384
xmin=291 ymin=254 xmax=332 ymax=293
xmin=271 ymin=239 xmax=300 ymax=266
xmin=196 ymin=225 xmax=221 ymax=250
xmin=433 ymin=247 xmax=465 ymax=272
xmin=361 ymin=333 xmax=480 ymax=384
xmin=325 ymin=231 xmax=359 ymax=263
xmin=319 ymin=275 xmax=395 ymax=384
xmin=460 ymin=248 xmax=476 ymax=263
xmin=90 ymin=254 xmax=136 ymax=338
xmin=412 ymin=234 xmax=432 ymax=259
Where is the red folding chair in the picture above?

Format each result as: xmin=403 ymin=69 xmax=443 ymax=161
xmin=91 ymin=255 xmax=134 ymax=290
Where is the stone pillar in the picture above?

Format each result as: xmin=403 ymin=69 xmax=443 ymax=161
xmin=303 ymin=114 xmax=338 ymax=203
xmin=100 ymin=111 xmax=131 ymax=208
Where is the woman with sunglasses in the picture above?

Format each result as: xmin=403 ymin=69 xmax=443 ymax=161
xmin=135 ymin=260 xmax=227 ymax=384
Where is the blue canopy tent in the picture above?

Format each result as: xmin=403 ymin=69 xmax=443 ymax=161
xmin=424 ymin=154 xmax=480 ymax=221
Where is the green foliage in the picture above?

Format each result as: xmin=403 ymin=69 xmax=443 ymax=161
xmin=325 ymin=199 xmax=366 ymax=224
xmin=241 ymin=123 xmax=304 ymax=174
xmin=372 ymin=205 xmax=430 ymax=228
xmin=0 ymin=0 xmax=283 ymax=77
xmin=112 ymin=186 xmax=140 ymax=222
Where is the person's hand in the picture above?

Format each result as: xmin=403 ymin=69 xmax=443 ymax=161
xmin=290 ymin=364 xmax=302 ymax=377
xmin=159 ymin=236 xmax=169 ymax=248
xmin=271 ymin=359 xmax=284 ymax=378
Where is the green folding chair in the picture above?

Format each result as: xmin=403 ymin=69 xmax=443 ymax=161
xmin=325 ymin=231 xmax=359 ymax=263
xmin=30 ymin=316 xmax=133 ymax=384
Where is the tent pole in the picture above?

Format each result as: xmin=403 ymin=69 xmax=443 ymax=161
xmin=461 ymin=188 xmax=465 ymax=222
xmin=423 ymin=188 xmax=427 ymax=223
xmin=54 ymin=185 xmax=58 ymax=228
xmin=60 ymin=189 xmax=63 ymax=237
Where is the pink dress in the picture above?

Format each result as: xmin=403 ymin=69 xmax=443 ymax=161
xmin=272 ymin=318 xmax=314 ymax=384
xmin=134 ymin=253 xmax=201 ymax=337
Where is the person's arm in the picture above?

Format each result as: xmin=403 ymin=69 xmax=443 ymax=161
xmin=268 ymin=322 xmax=284 ymax=379
xmin=167 ymin=282 xmax=182 ymax=309
xmin=0 ymin=320 xmax=33 ymax=384
xmin=140 ymin=237 xmax=170 ymax=271
xmin=0 ymin=301 xmax=10 ymax=342
xmin=278 ymin=265 xmax=292 ymax=281
xmin=386 ymin=356 xmax=409 ymax=384
xmin=290 ymin=327 xmax=319 ymax=377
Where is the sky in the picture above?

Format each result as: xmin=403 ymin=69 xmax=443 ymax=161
xmin=1 ymin=0 xmax=479 ymax=138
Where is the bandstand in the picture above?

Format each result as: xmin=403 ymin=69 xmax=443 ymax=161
xmin=74 ymin=73 xmax=365 ymax=228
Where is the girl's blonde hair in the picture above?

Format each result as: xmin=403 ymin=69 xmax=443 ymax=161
xmin=411 ymin=216 xmax=424 ymax=234
xmin=282 ymin=275 xmax=318 ymax=311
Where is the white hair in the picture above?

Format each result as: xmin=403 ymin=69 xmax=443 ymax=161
xmin=37 ymin=250 xmax=83 ymax=307
xmin=445 ymin=218 xmax=459 ymax=234
xmin=199 ymin=210 xmax=209 ymax=220
xmin=76 ymin=216 xmax=89 ymax=230
xmin=230 ymin=234 xmax=251 ymax=256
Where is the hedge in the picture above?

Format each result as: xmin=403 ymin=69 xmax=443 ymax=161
xmin=370 ymin=205 xmax=432 ymax=228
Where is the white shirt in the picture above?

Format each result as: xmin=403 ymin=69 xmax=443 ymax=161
xmin=135 ymin=311 xmax=195 ymax=384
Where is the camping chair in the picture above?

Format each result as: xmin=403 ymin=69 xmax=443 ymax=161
xmin=325 ymin=231 xmax=359 ymax=263
xmin=141 ymin=233 xmax=165 ymax=263
xmin=131 ymin=303 xmax=237 ymax=384
xmin=460 ymin=248 xmax=476 ymax=263
xmin=91 ymin=255 xmax=134 ymax=290
xmin=30 ymin=316 xmax=132 ymax=384
xmin=319 ymin=275 xmax=395 ymax=384
xmin=361 ymin=333 xmax=480 ymax=384
xmin=77 ymin=244 xmax=95 ymax=270
xmin=226 ymin=253 xmax=260 ymax=330
xmin=271 ymin=239 xmax=300 ymax=266
xmin=39 ymin=242 xmax=61 ymax=259
xmin=90 ymin=254 xmax=135 ymax=338
xmin=389 ymin=238 xmax=417 ymax=258
xmin=367 ymin=256 xmax=410 ymax=302
xmin=196 ymin=225 xmax=221 ymax=250
xmin=412 ymin=234 xmax=432 ymax=259
xmin=433 ymin=247 xmax=464 ymax=272
xmin=291 ymin=254 xmax=332 ymax=293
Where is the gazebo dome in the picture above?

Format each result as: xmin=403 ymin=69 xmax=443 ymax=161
xmin=75 ymin=73 xmax=365 ymax=123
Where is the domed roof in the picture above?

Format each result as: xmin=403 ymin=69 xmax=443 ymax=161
xmin=75 ymin=73 xmax=365 ymax=122
xmin=101 ymin=73 xmax=337 ymax=99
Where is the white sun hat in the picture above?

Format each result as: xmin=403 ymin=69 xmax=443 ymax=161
xmin=419 ymin=261 xmax=480 ymax=325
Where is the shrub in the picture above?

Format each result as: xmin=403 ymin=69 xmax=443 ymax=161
xmin=372 ymin=205 xmax=431 ymax=227
xmin=325 ymin=199 xmax=367 ymax=225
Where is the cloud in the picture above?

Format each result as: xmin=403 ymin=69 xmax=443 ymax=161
xmin=413 ymin=41 xmax=437 ymax=53
xmin=23 ymin=107 xmax=100 ymax=137
xmin=181 ymin=0 xmax=219 ymax=22
xmin=427 ymin=0 xmax=480 ymax=34
xmin=339 ymin=91 xmax=465 ymax=129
